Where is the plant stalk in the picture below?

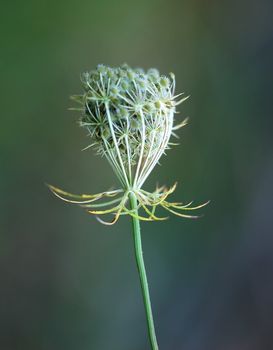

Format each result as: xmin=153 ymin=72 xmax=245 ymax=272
xmin=129 ymin=192 xmax=159 ymax=350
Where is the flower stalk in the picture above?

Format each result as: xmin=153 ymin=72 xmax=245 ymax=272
xmin=129 ymin=192 xmax=158 ymax=350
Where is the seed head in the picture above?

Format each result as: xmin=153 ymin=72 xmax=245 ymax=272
xmin=72 ymin=64 xmax=186 ymax=189
xmin=49 ymin=64 xmax=208 ymax=225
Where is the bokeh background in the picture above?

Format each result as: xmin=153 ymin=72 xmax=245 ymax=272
xmin=1 ymin=0 xmax=273 ymax=349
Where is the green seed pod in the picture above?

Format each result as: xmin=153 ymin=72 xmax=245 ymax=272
xmin=97 ymin=64 xmax=107 ymax=74
xmin=137 ymin=78 xmax=148 ymax=90
xmin=159 ymin=77 xmax=169 ymax=88
xmin=101 ymin=126 xmax=111 ymax=140
xmin=107 ymin=69 xmax=116 ymax=80
xmin=118 ymin=107 xmax=129 ymax=119
xmin=127 ymin=69 xmax=136 ymax=80
xmin=121 ymin=79 xmax=130 ymax=91
xmin=154 ymin=100 xmax=161 ymax=109
xmin=130 ymin=117 xmax=141 ymax=130
xmin=110 ymin=86 xmax=119 ymax=97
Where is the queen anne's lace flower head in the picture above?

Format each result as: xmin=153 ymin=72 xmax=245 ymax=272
xmin=49 ymin=64 xmax=208 ymax=224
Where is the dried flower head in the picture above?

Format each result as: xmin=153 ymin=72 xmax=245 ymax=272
xmin=49 ymin=64 xmax=207 ymax=224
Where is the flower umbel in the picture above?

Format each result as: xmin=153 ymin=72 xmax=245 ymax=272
xmin=49 ymin=64 xmax=207 ymax=224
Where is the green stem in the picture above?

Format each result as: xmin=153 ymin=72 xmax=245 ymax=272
xmin=129 ymin=192 xmax=159 ymax=350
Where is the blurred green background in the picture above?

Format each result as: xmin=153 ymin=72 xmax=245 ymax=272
xmin=1 ymin=0 xmax=273 ymax=349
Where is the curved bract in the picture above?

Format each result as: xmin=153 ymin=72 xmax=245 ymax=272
xmin=48 ymin=183 xmax=209 ymax=225
xmin=49 ymin=64 xmax=207 ymax=224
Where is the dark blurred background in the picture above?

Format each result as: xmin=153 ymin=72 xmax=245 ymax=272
xmin=1 ymin=0 xmax=273 ymax=349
